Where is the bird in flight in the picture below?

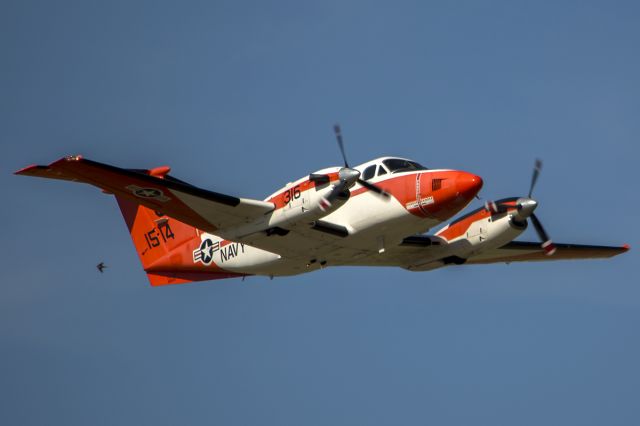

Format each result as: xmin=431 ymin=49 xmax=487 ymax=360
xmin=97 ymin=262 xmax=107 ymax=273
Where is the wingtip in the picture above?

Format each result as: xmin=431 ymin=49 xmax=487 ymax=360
xmin=622 ymin=244 xmax=631 ymax=251
xmin=15 ymin=164 xmax=34 ymax=175
xmin=15 ymin=155 xmax=86 ymax=176
xmin=15 ymin=164 xmax=45 ymax=175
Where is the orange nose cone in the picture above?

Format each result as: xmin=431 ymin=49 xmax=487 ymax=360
xmin=455 ymin=172 xmax=483 ymax=199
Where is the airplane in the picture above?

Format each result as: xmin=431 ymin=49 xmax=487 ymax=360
xmin=97 ymin=262 xmax=107 ymax=273
xmin=15 ymin=125 xmax=629 ymax=286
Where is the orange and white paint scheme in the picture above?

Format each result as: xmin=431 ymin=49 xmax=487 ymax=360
xmin=15 ymin=127 xmax=628 ymax=285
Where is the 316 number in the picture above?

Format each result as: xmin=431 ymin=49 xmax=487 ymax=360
xmin=283 ymin=185 xmax=301 ymax=204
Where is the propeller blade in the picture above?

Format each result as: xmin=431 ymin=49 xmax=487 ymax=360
xmin=485 ymin=200 xmax=499 ymax=214
xmin=530 ymin=213 xmax=556 ymax=255
xmin=357 ymin=179 xmax=390 ymax=198
xmin=333 ymin=124 xmax=349 ymax=168
xmin=528 ymin=159 xmax=543 ymax=198
xmin=484 ymin=200 xmax=508 ymax=214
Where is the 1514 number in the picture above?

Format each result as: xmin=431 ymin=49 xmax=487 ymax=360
xmin=144 ymin=221 xmax=175 ymax=250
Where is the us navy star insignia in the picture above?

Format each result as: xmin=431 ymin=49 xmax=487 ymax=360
xmin=126 ymin=185 xmax=171 ymax=202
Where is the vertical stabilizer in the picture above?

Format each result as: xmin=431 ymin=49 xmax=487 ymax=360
xmin=115 ymin=196 xmax=245 ymax=286
xmin=115 ymin=196 xmax=197 ymax=270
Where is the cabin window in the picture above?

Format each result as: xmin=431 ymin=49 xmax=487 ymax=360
xmin=362 ymin=165 xmax=376 ymax=180
xmin=382 ymin=159 xmax=428 ymax=174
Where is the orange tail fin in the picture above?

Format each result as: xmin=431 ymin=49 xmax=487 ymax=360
xmin=115 ymin=196 xmax=197 ymax=268
xmin=115 ymin=196 xmax=244 ymax=286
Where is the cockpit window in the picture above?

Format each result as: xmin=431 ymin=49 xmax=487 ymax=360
xmin=382 ymin=159 xmax=428 ymax=174
xmin=377 ymin=165 xmax=387 ymax=176
xmin=362 ymin=165 xmax=376 ymax=180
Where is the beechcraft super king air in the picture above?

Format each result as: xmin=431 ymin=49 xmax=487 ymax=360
xmin=16 ymin=126 xmax=629 ymax=286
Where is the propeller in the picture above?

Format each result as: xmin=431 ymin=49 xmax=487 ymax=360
xmin=314 ymin=124 xmax=390 ymax=211
xmin=484 ymin=159 xmax=556 ymax=256
xmin=333 ymin=124 xmax=389 ymax=198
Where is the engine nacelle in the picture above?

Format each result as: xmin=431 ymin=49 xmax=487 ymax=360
xmin=220 ymin=175 xmax=348 ymax=240
xmin=280 ymin=183 xmax=348 ymax=221
xmin=405 ymin=209 xmax=527 ymax=271
xmin=436 ymin=208 xmax=527 ymax=258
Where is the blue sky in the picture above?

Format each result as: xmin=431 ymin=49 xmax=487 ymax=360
xmin=2 ymin=1 xmax=638 ymax=425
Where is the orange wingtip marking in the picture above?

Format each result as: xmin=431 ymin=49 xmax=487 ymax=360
xmin=14 ymin=164 xmax=42 ymax=174
xmin=622 ymin=244 xmax=630 ymax=251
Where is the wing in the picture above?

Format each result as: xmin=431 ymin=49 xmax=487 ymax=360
xmin=15 ymin=155 xmax=274 ymax=233
xmin=466 ymin=241 xmax=629 ymax=265
xmin=335 ymin=238 xmax=629 ymax=271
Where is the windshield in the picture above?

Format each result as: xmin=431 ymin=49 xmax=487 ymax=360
xmin=382 ymin=159 xmax=428 ymax=174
